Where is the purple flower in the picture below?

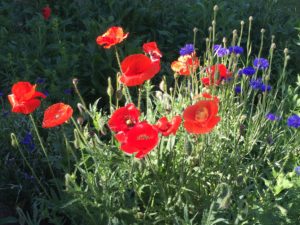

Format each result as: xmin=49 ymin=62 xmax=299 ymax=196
xmin=179 ymin=44 xmax=194 ymax=56
xmin=36 ymin=77 xmax=46 ymax=84
xmin=42 ymin=90 xmax=49 ymax=97
xmin=64 ymin=88 xmax=73 ymax=95
xmin=287 ymin=114 xmax=300 ymax=128
xmin=266 ymin=113 xmax=281 ymax=121
xmin=213 ymin=45 xmax=229 ymax=57
xmin=229 ymin=46 xmax=244 ymax=54
xmin=250 ymin=78 xmax=263 ymax=90
xmin=261 ymin=84 xmax=272 ymax=92
xmin=235 ymin=85 xmax=242 ymax=93
xmin=295 ymin=166 xmax=300 ymax=175
xmin=242 ymin=66 xmax=256 ymax=76
xmin=253 ymin=58 xmax=269 ymax=70
xmin=21 ymin=132 xmax=35 ymax=153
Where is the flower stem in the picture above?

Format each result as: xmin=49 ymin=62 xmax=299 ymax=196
xmin=29 ymin=114 xmax=58 ymax=188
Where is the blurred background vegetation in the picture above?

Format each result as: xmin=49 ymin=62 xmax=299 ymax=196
xmin=0 ymin=0 xmax=299 ymax=219
xmin=0 ymin=0 xmax=299 ymax=104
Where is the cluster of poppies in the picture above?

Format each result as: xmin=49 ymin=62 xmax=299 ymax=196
xmin=107 ymin=103 xmax=181 ymax=158
xmin=95 ymin=26 xmax=222 ymax=158
xmin=8 ymin=82 xmax=73 ymax=128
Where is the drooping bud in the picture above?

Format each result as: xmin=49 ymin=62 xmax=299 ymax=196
xmin=249 ymin=16 xmax=253 ymax=21
xmin=107 ymin=77 xmax=114 ymax=97
xmin=213 ymin=5 xmax=219 ymax=11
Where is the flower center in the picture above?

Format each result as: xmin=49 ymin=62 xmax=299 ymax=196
xmin=195 ymin=107 xmax=209 ymax=122
xmin=125 ymin=118 xmax=135 ymax=127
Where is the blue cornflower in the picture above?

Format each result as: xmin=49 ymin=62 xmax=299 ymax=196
xmin=242 ymin=66 xmax=256 ymax=76
xmin=2 ymin=110 xmax=9 ymax=117
xmin=21 ymin=132 xmax=35 ymax=152
xmin=253 ymin=58 xmax=269 ymax=70
xmin=238 ymin=69 xmax=243 ymax=76
xmin=36 ymin=77 xmax=46 ymax=84
xmin=235 ymin=85 xmax=242 ymax=93
xmin=23 ymin=172 xmax=35 ymax=181
xmin=287 ymin=114 xmax=300 ymax=128
xmin=213 ymin=45 xmax=229 ymax=57
xmin=266 ymin=113 xmax=281 ymax=121
xmin=64 ymin=88 xmax=73 ymax=95
xmin=42 ymin=90 xmax=49 ymax=97
xmin=228 ymin=46 xmax=244 ymax=54
xmin=295 ymin=166 xmax=300 ymax=175
xmin=179 ymin=44 xmax=194 ymax=56
xmin=250 ymin=78 xmax=263 ymax=90
xmin=261 ymin=84 xmax=272 ymax=92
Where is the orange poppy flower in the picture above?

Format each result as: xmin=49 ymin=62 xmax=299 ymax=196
xmin=120 ymin=54 xmax=160 ymax=86
xmin=42 ymin=103 xmax=73 ymax=128
xmin=8 ymin=82 xmax=46 ymax=115
xmin=201 ymin=64 xmax=232 ymax=86
xmin=183 ymin=98 xmax=220 ymax=134
xmin=96 ymin=26 xmax=129 ymax=49
xmin=171 ymin=54 xmax=199 ymax=76
xmin=155 ymin=116 xmax=182 ymax=136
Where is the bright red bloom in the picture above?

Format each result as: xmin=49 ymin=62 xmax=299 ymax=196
xmin=120 ymin=54 xmax=160 ymax=86
xmin=155 ymin=116 xmax=182 ymax=136
xmin=42 ymin=6 xmax=51 ymax=20
xmin=42 ymin=103 xmax=73 ymax=128
xmin=183 ymin=98 xmax=220 ymax=134
xmin=143 ymin=42 xmax=162 ymax=61
xmin=171 ymin=54 xmax=199 ymax=76
xmin=96 ymin=26 xmax=129 ymax=49
xmin=108 ymin=103 xmax=140 ymax=132
xmin=201 ymin=64 xmax=232 ymax=86
xmin=8 ymin=82 xmax=46 ymax=115
xmin=117 ymin=122 xmax=159 ymax=158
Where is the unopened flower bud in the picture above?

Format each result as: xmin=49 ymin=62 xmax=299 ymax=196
xmin=77 ymin=117 xmax=84 ymax=125
xmin=271 ymin=43 xmax=276 ymax=49
xmin=284 ymin=48 xmax=289 ymax=55
xmin=159 ymin=77 xmax=167 ymax=92
xmin=107 ymin=77 xmax=114 ymax=97
xmin=233 ymin=29 xmax=237 ymax=36
xmin=222 ymin=37 xmax=227 ymax=44
xmin=286 ymin=55 xmax=290 ymax=60
xmin=116 ymin=89 xmax=123 ymax=100
xmin=212 ymin=20 xmax=216 ymax=26
xmin=249 ymin=16 xmax=253 ymax=21
xmin=208 ymin=26 xmax=213 ymax=32
xmin=10 ymin=133 xmax=18 ymax=149
xmin=240 ymin=20 xmax=245 ymax=26
xmin=260 ymin=28 xmax=265 ymax=33
xmin=72 ymin=78 xmax=78 ymax=86
xmin=213 ymin=5 xmax=219 ymax=11
xmin=193 ymin=27 xmax=198 ymax=33
xmin=265 ymin=75 xmax=270 ymax=81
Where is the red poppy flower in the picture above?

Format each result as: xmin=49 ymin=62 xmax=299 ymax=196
xmin=42 ymin=6 xmax=51 ymax=20
xmin=108 ymin=103 xmax=140 ymax=132
xmin=183 ymin=98 xmax=220 ymax=134
xmin=201 ymin=64 xmax=232 ymax=86
xmin=120 ymin=54 xmax=160 ymax=86
xmin=117 ymin=122 xmax=159 ymax=158
xmin=171 ymin=54 xmax=199 ymax=76
xmin=8 ymin=82 xmax=46 ymax=115
xmin=42 ymin=103 xmax=73 ymax=128
xmin=96 ymin=26 xmax=129 ymax=49
xmin=155 ymin=116 xmax=182 ymax=136
xmin=143 ymin=42 xmax=162 ymax=61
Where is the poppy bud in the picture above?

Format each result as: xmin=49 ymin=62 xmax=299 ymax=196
xmin=116 ymin=89 xmax=123 ymax=101
xmin=10 ymin=133 xmax=18 ymax=149
xmin=107 ymin=77 xmax=114 ymax=97
xmin=159 ymin=77 xmax=167 ymax=92
xmin=284 ymin=48 xmax=289 ymax=55
xmin=260 ymin=28 xmax=265 ymax=33
xmin=77 ymin=117 xmax=84 ymax=125
xmin=249 ymin=16 xmax=253 ymax=21
xmin=241 ymin=20 xmax=245 ymax=26
xmin=213 ymin=5 xmax=219 ymax=11
xmin=72 ymin=78 xmax=78 ymax=86
xmin=193 ymin=27 xmax=198 ymax=33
